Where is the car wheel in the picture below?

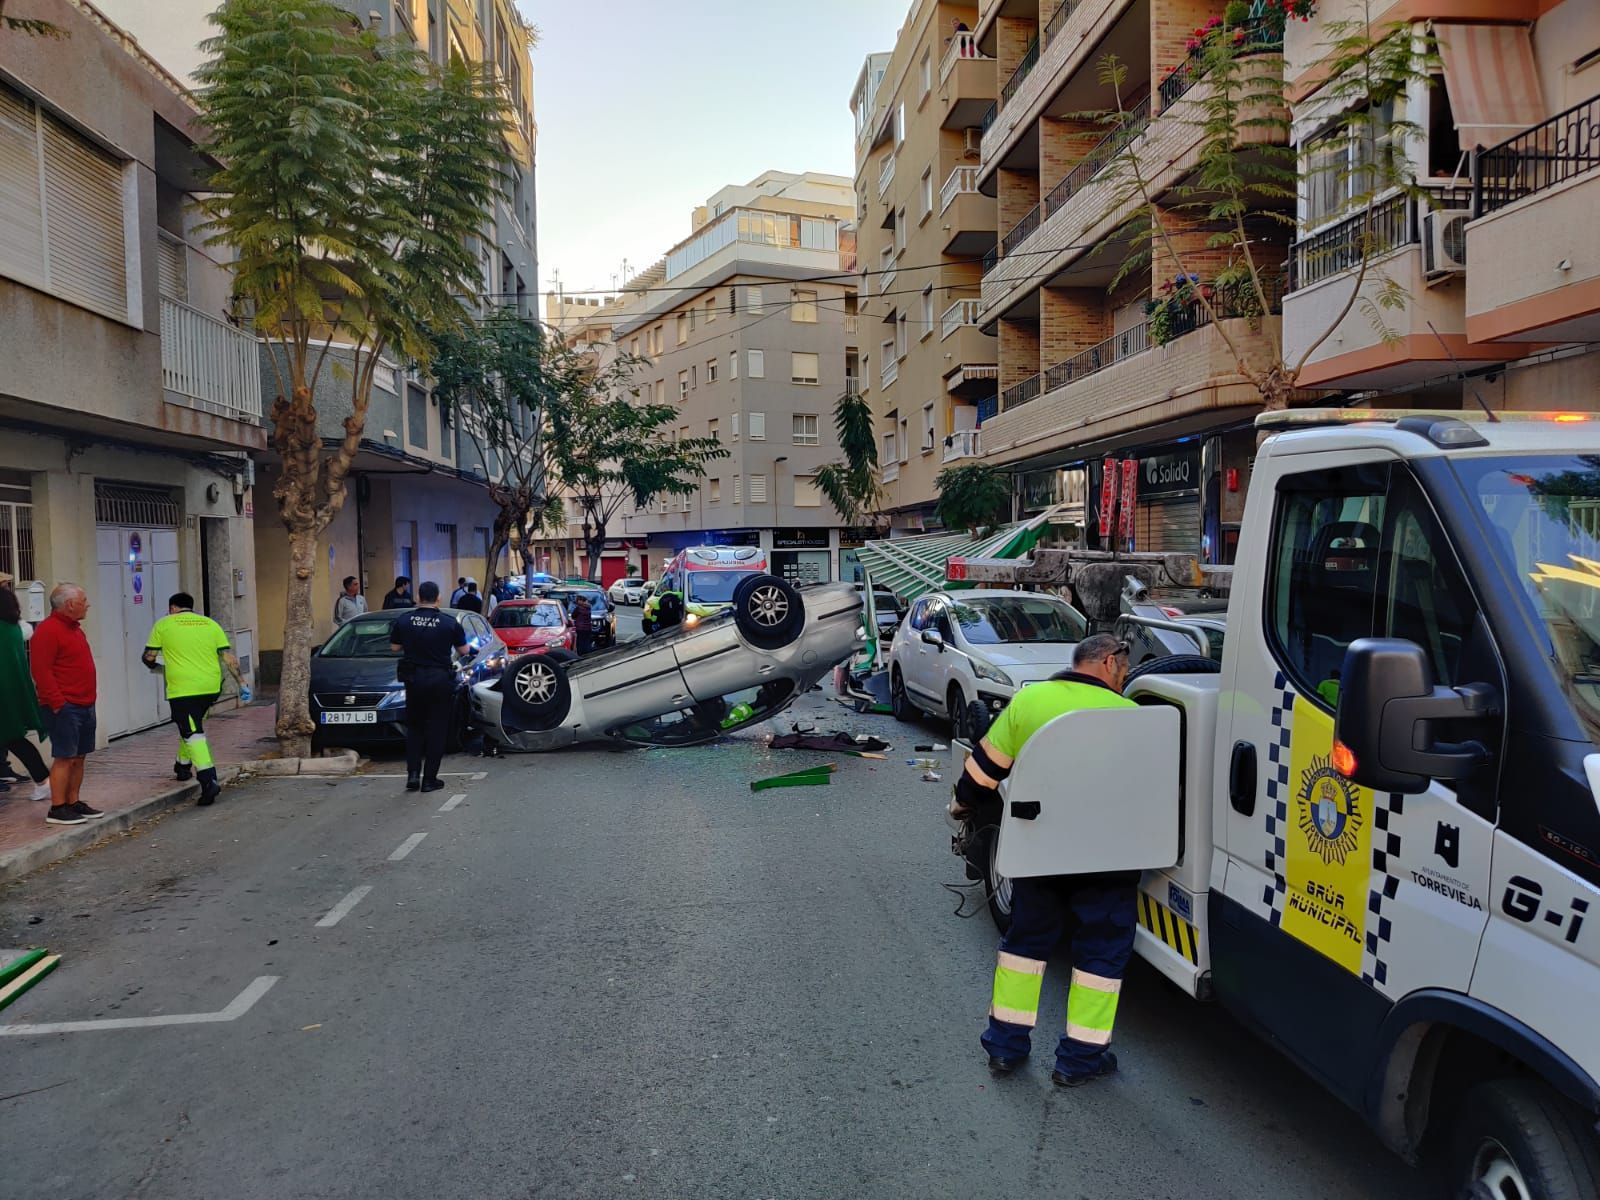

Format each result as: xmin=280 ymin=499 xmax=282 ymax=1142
xmin=947 ymin=684 xmax=970 ymax=741
xmin=501 ymin=654 xmax=572 ymax=730
xmin=732 ymin=574 xmax=805 ymax=649
xmin=1122 ymin=653 xmax=1221 ymax=691
xmin=983 ymin=826 xmax=1013 ymax=934
xmin=890 ymin=668 xmax=919 ymax=723
xmin=1449 ymin=1079 xmax=1600 ymax=1200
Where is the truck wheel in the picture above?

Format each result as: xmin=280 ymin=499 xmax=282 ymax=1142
xmin=732 ymin=574 xmax=805 ymax=649
xmin=891 ymin=668 xmax=919 ymax=723
xmin=1449 ymin=1079 xmax=1600 ymax=1200
xmin=984 ymin=827 xmax=1013 ymax=934
xmin=501 ymin=654 xmax=572 ymax=730
xmin=1123 ymin=653 xmax=1221 ymax=690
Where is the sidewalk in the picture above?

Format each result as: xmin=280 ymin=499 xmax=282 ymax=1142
xmin=0 ymin=700 xmax=279 ymax=885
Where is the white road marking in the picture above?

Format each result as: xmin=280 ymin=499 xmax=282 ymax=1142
xmin=314 ymin=885 xmax=372 ymax=928
xmin=0 ymin=976 xmax=279 ymax=1037
xmin=388 ymin=833 xmax=427 ymax=861
xmin=438 ymin=793 xmax=466 ymax=813
xmin=368 ymin=772 xmax=486 ymax=779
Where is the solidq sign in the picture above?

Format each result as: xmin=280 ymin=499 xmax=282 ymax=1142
xmin=1140 ymin=447 xmax=1200 ymax=498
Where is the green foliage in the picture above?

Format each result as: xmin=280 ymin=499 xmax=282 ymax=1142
xmin=0 ymin=1 xmax=64 ymax=38
xmin=812 ymin=392 xmax=882 ymax=524
xmin=935 ymin=464 xmax=1011 ymax=536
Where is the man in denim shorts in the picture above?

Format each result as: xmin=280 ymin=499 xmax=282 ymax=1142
xmin=29 ymin=583 xmax=104 ymax=826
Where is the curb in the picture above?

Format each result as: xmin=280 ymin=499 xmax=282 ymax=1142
xmin=0 ymin=766 xmax=242 ymax=888
xmin=239 ymin=750 xmax=361 ymax=777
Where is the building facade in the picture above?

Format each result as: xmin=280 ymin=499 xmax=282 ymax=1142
xmin=604 ymin=172 xmax=866 ymax=586
xmin=852 ymin=0 xmax=999 ymax=534
xmin=0 ymin=0 xmax=264 ymax=741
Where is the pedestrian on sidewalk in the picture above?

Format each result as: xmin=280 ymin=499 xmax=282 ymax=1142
xmin=450 ymin=577 xmax=469 ymax=607
xmin=382 ymin=576 xmax=414 ymax=609
xmin=29 ymin=583 xmax=104 ymax=826
xmin=0 ymin=575 xmax=51 ymax=803
xmin=334 ymin=576 xmax=368 ymax=626
xmin=456 ymin=580 xmax=484 ymax=614
xmin=143 ymin=593 xmax=251 ymax=807
xmin=389 ymin=581 xmax=473 ymax=793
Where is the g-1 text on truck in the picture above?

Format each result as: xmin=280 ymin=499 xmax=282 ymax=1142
xmin=974 ymin=411 xmax=1600 ymax=1198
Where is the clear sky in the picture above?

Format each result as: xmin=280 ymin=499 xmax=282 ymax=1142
xmin=517 ymin=0 xmax=908 ymax=301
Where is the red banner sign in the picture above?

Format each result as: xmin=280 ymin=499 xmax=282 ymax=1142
xmin=1098 ymin=458 xmax=1119 ymax=540
xmin=1120 ymin=458 xmax=1139 ymax=542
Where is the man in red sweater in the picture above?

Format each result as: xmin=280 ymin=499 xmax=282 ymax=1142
xmin=29 ymin=583 xmax=104 ymax=826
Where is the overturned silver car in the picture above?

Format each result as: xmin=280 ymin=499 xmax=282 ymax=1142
xmin=472 ymin=575 xmax=862 ymax=751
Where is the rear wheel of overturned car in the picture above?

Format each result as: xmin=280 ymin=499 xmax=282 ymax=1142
xmin=731 ymin=573 xmax=805 ymax=649
xmin=501 ymin=654 xmax=572 ymax=730
xmin=1122 ymin=653 xmax=1221 ymax=691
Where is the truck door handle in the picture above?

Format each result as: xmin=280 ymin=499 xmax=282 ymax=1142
xmin=1009 ymin=800 xmax=1041 ymax=821
xmin=1229 ymin=742 xmax=1256 ymax=817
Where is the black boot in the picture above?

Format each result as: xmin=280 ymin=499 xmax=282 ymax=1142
xmin=420 ymin=778 xmax=445 ymax=793
xmin=405 ymin=774 xmax=421 ymax=792
xmin=197 ymin=767 xmax=220 ymax=807
xmin=174 ymin=761 xmax=193 ymax=781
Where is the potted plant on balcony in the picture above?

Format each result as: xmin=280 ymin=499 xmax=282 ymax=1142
xmin=1144 ymin=273 xmax=1202 ymax=345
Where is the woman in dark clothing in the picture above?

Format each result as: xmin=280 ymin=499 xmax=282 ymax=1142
xmin=0 ymin=577 xmax=51 ymax=801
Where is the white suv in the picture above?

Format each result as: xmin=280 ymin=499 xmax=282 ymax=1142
xmin=888 ymin=589 xmax=1087 ymax=739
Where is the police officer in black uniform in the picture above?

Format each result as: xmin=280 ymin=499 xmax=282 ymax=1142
xmin=389 ymin=581 xmax=473 ymax=793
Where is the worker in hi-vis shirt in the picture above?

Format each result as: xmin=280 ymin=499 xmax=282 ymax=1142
xmin=143 ymin=593 xmax=249 ymax=807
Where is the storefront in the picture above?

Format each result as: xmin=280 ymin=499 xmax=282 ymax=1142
xmin=771 ymin=527 xmax=832 ymax=585
xmin=836 ymin=526 xmax=878 ymax=585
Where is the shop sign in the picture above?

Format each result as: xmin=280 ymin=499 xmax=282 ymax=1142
xmin=1098 ymin=458 xmax=1119 ymax=540
xmin=773 ymin=527 xmax=830 ymax=550
xmin=1020 ymin=468 xmax=1061 ymax=512
xmin=839 ymin=526 xmax=878 ymax=548
xmin=1140 ymin=446 xmax=1201 ymax=498
xmin=1120 ymin=459 xmax=1139 ymax=540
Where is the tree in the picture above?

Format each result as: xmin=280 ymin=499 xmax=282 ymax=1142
xmin=935 ymin=464 xmax=1012 ymax=536
xmin=429 ymin=310 xmax=550 ymax=589
xmin=1086 ymin=1 xmax=1435 ymax=415
xmin=196 ymin=0 xmax=508 ymax=755
xmin=0 ymin=0 xmax=63 ymax=38
xmin=539 ymin=343 xmax=727 ymax=583
xmin=813 ymin=391 xmax=884 ymax=526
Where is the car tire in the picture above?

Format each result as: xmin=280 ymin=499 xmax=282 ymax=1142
xmin=732 ymin=574 xmax=805 ymax=649
xmin=1123 ymin=653 xmax=1222 ymax=691
xmin=501 ymin=654 xmax=572 ymax=730
xmin=891 ymin=668 xmax=920 ymax=723
xmin=948 ymin=683 xmax=970 ymax=742
xmin=1449 ymin=1079 xmax=1600 ymax=1200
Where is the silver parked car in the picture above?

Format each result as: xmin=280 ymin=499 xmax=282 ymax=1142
xmin=472 ymin=575 xmax=862 ymax=751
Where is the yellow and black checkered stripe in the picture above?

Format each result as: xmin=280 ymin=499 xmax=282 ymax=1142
xmin=1138 ymin=891 xmax=1200 ymax=965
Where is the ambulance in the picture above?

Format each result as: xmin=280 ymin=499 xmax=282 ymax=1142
xmin=640 ymin=545 xmax=769 ymax=634
xmin=985 ymin=411 xmax=1600 ymax=1197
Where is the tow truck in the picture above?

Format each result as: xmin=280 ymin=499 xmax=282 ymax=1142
xmin=963 ymin=411 xmax=1600 ymax=1197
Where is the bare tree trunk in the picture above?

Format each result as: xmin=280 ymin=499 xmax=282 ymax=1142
xmin=584 ymin=525 xmax=606 ymax=584
xmin=277 ymin=526 xmax=320 ymax=758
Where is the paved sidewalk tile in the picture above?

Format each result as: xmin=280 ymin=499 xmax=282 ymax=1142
xmin=0 ymin=701 xmax=278 ymax=866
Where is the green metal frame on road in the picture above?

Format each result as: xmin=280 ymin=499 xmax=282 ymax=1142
xmin=855 ymin=506 xmax=1063 ymax=604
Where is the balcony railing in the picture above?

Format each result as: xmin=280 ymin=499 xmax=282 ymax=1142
xmin=878 ymin=153 xmax=897 ymax=198
xmin=1040 ymin=323 xmax=1150 ymax=395
xmin=160 ymin=298 xmax=263 ymax=423
xmin=999 ymin=37 xmax=1039 ymax=111
xmin=1001 ymin=203 xmax=1041 ymax=257
xmin=881 ymin=356 xmax=900 ymax=388
xmin=941 ymin=165 xmax=981 ymax=215
xmin=845 ymin=314 xmax=859 ymax=335
xmin=845 ymin=373 xmax=860 ymax=395
xmin=1043 ymin=95 xmax=1151 ymax=217
xmin=1288 ymin=193 xmax=1412 ymax=291
xmin=940 ymin=30 xmax=988 ymax=84
xmin=1001 ymin=372 xmax=1042 ymax=411
xmin=882 ymin=461 xmax=901 ymax=484
xmin=942 ymin=428 xmax=982 ymax=462
xmin=1043 ymin=1 xmax=1072 ymax=46
xmin=941 ymin=298 xmax=983 ymax=339
xmin=981 ymin=246 xmax=999 ymax=275
xmin=1156 ymin=19 xmax=1282 ymax=112
xmin=980 ymin=101 xmax=997 ymax=134
xmin=1475 ymin=92 xmax=1600 ymax=217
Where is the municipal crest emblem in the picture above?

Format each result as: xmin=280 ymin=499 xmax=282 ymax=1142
xmin=1297 ymin=755 xmax=1363 ymax=866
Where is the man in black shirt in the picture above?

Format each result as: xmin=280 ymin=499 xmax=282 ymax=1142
xmin=457 ymin=582 xmax=484 ymax=614
xmin=389 ymin=581 xmax=472 ymax=792
xmin=382 ymin=576 xmax=413 ymax=609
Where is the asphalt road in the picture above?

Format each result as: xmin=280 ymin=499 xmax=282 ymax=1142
xmin=0 ymin=688 xmax=1428 ymax=1200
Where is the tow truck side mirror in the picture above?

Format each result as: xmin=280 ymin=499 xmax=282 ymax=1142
xmin=1334 ymin=638 xmax=1499 ymax=795
xmin=921 ymin=629 xmax=945 ymax=651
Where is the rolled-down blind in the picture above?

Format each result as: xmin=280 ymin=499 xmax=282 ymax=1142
xmin=157 ymin=232 xmax=188 ymax=301
xmin=1135 ymin=496 xmax=1199 ymax=554
xmin=41 ymin=116 xmax=128 ymax=320
xmin=0 ymin=85 xmax=45 ymax=288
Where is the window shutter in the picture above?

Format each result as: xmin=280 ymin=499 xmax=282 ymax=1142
xmin=0 ymin=86 xmax=44 ymax=289
xmin=41 ymin=117 xmax=127 ymax=319
xmin=157 ymin=233 xmax=187 ymax=302
xmin=749 ymin=474 xmax=767 ymax=504
xmin=748 ymin=411 xmax=765 ymax=441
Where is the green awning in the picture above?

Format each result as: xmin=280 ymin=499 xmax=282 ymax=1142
xmin=857 ymin=508 xmax=1060 ymax=603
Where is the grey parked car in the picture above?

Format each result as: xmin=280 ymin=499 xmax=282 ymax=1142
xmin=472 ymin=575 xmax=862 ymax=751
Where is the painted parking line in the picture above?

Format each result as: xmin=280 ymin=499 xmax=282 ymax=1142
xmin=368 ymin=772 xmax=487 ymax=780
xmin=438 ymin=793 xmax=466 ymax=813
xmin=0 ymin=976 xmax=279 ymax=1037
xmin=314 ymin=885 xmax=373 ymax=928
xmin=388 ymin=833 xmax=428 ymax=861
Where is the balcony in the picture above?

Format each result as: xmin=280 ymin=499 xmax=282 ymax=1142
xmin=942 ymin=298 xmax=983 ymax=339
xmin=845 ymin=373 xmax=860 ymax=396
xmin=1042 ymin=96 xmax=1150 ymax=221
xmin=1467 ymin=93 xmax=1600 ymax=344
xmin=941 ymin=166 xmax=981 ymax=215
xmin=940 ymin=30 xmax=984 ymax=84
xmin=880 ymin=258 xmax=898 ymax=294
xmin=160 ymin=298 xmax=263 ymax=424
xmin=1156 ymin=19 xmax=1281 ymax=113
xmin=1001 ymin=373 xmax=1041 ymax=410
xmin=940 ymin=34 xmax=995 ymax=132
xmin=1043 ymin=1 xmax=1072 ymax=45
xmin=844 ymin=314 xmax=859 ymax=337
xmin=942 ymin=428 xmax=982 ymax=462
xmin=882 ymin=461 xmax=901 ymax=484
xmin=878 ymin=153 xmax=896 ymax=199
xmin=999 ymin=37 xmax=1040 ymax=112
xmin=1001 ymin=202 xmax=1042 ymax=258
xmin=881 ymin=355 xmax=899 ymax=389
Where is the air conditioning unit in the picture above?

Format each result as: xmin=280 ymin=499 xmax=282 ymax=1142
xmin=963 ymin=127 xmax=983 ymax=158
xmin=1423 ymin=208 xmax=1469 ymax=281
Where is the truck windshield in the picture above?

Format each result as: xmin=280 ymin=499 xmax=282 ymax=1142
xmin=1459 ymin=454 xmax=1600 ymax=739
xmin=685 ymin=570 xmax=751 ymax=604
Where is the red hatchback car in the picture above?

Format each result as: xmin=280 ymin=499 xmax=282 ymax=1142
xmin=490 ymin=598 xmax=575 ymax=655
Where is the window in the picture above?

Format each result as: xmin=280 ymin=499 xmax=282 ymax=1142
xmin=710 ymin=478 xmax=721 ymax=503
xmin=749 ymin=474 xmax=768 ymax=504
xmin=921 ymin=402 xmax=936 ymax=453
xmin=791 ymin=289 xmax=817 ymax=323
xmin=676 ymin=313 xmax=688 ymax=345
xmin=407 ymin=383 xmax=429 ymax=452
xmin=895 ymin=209 xmax=907 ymax=254
xmin=895 ymin=102 xmax=905 ymax=146
xmin=731 ymin=412 xmax=741 ymax=441
xmin=921 ymin=168 xmax=934 ymax=219
xmin=749 ymin=411 xmax=766 ymax=441
xmin=707 ymin=358 xmax=718 ymax=384
xmin=654 ymin=380 xmax=665 ymax=404
xmin=690 ymin=364 xmax=698 ymax=390
xmin=896 ymin=313 xmax=908 ymax=359
xmin=791 ymin=352 xmax=820 ymax=385
xmin=898 ymin=415 xmax=909 ymax=462
xmin=919 ymin=49 xmax=931 ymax=100
xmin=688 ymin=307 xmax=696 ymax=333
xmin=728 ymin=288 xmax=738 ymax=314
xmin=883 ymin=429 xmax=897 ymax=463
xmin=747 ymin=286 xmax=764 ymax=314
xmin=729 ymin=350 xmax=739 ymax=380
xmin=1302 ymin=99 xmax=1401 ymax=227
xmin=631 ymin=337 xmax=640 ymax=357
xmin=733 ymin=474 xmax=742 ymax=503
xmin=708 ymin=418 xmax=720 ymax=440
xmin=920 ymin=287 xmax=934 ymax=339
xmin=795 ymin=476 xmax=821 ymax=508
xmin=678 ymin=371 xmax=689 ymax=401
xmin=679 ymin=424 xmax=689 ymax=443
xmin=748 ymin=349 xmax=765 ymax=378
xmin=0 ymin=83 xmax=130 ymax=321
xmin=792 ymin=413 xmax=819 ymax=445
xmin=706 ymin=298 xmax=716 ymax=324
xmin=1267 ymin=463 xmax=1480 ymax=710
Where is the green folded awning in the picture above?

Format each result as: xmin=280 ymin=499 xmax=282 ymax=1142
xmin=857 ymin=508 xmax=1061 ymax=603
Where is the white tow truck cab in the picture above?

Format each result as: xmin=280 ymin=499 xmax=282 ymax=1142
xmin=1004 ymin=410 xmax=1600 ymax=1195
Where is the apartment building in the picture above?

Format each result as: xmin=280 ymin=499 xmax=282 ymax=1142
xmin=0 ymin=0 xmax=263 ymax=740
xmin=1281 ymin=0 xmax=1600 ymax=409
xmin=607 ymin=172 xmax=865 ymax=586
xmin=851 ymin=0 xmax=999 ymax=533
xmin=968 ymin=0 xmax=1292 ymax=562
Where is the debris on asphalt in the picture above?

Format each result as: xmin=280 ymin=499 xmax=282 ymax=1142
xmin=907 ymin=757 xmax=940 ymax=769
xmin=922 ymin=771 xmax=943 ymax=782
xmin=766 ymin=731 xmax=890 ymax=758
xmin=750 ymin=765 xmax=835 ymax=792
xmin=0 ymin=947 xmax=61 ymax=1012
xmin=913 ymin=743 xmax=949 ymax=752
